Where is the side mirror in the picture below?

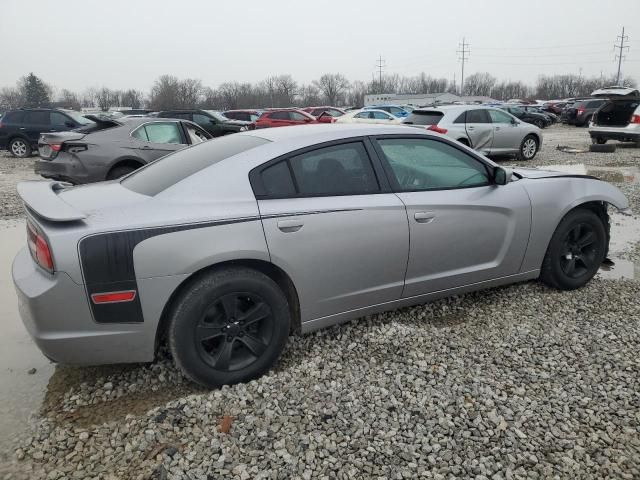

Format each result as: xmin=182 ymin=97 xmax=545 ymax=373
xmin=493 ymin=167 xmax=513 ymax=185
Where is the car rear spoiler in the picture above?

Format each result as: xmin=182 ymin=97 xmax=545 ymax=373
xmin=17 ymin=181 xmax=86 ymax=222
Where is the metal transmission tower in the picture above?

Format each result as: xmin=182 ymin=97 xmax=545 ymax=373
xmin=376 ymin=55 xmax=386 ymax=93
xmin=457 ymin=38 xmax=470 ymax=96
xmin=614 ymin=27 xmax=629 ymax=85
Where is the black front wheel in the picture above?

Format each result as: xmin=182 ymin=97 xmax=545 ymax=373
xmin=540 ymin=209 xmax=607 ymax=290
xmin=169 ymin=267 xmax=290 ymax=387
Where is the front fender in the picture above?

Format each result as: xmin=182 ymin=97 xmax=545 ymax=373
xmin=519 ymin=177 xmax=630 ymax=272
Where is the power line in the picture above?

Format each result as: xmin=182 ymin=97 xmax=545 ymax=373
xmin=615 ymin=26 xmax=630 ymax=84
xmin=474 ymin=41 xmax=612 ymax=51
xmin=474 ymin=50 xmax=614 ymax=59
xmin=457 ymin=37 xmax=470 ymax=95
xmin=376 ymin=55 xmax=386 ymax=93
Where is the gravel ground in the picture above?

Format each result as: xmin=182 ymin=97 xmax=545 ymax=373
xmin=0 ymin=151 xmax=38 ymax=219
xmin=1 ymin=126 xmax=640 ymax=479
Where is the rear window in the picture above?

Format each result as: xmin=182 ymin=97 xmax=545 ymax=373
xmin=403 ymin=111 xmax=443 ymax=125
xmin=122 ymin=134 xmax=270 ymax=196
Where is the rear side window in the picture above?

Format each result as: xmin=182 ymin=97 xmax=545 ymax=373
xmin=289 ymin=142 xmax=379 ymax=196
xmin=24 ymin=111 xmax=50 ymax=124
xmin=256 ymin=142 xmax=379 ymax=198
xmin=2 ymin=111 xmax=25 ymax=123
xmin=587 ymin=101 xmax=605 ymax=108
xmin=466 ymin=109 xmax=491 ymax=123
xmin=122 ymin=134 xmax=270 ymax=196
xmin=403 ymin=111 xmax=443 ymax=125
xmin=132 ymin=122 xmax=184 ymax=144
xmin=269 ymin=111 xmax=290 ymax=120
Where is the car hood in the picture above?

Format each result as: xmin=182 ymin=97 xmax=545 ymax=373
xmin=512 ymin=167 xmax=596 ymax=179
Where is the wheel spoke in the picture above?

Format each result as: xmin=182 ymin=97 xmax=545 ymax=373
xmin=569 ymin=225 xmax=581 ymax=242
xmin=196 ymin=324 xmax=223 ymax=342
xmin=576 ymin=255 xmax=592 ymax=269
xmin=238 ymin=334 xmax=267 ymax=357
xmin=564 ymin=257 xmax=576 ymax=275
xmin=239 ymin=302 xmax=269 ymax=326
xmin=212 ymin=340 xmax=234 ymax=370
xmin=577 ymin=230 xmax=595 ymax=249
xmin=219 ymin=294 xmax=238 ymax=320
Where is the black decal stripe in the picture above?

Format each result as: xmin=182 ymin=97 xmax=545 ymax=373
xmin=79 ymin=217 xmax=258 ymax=323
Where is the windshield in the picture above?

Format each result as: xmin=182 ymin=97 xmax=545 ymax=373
xmin=403 ymin=111 xmax=443 ymax=125
xmin=204 ymin=110 xmax=229 ymax=122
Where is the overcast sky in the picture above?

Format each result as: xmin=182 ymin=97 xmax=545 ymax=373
xmin=1 ymin=0 xmax=638 ymax=93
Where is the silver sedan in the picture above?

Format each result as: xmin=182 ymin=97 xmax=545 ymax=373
xmin=403 ymin=105 xmax=542 ymax=160
xmin=13 ymin=124 xmax=628 ymax=387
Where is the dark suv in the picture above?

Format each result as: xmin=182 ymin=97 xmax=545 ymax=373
xmin=156 ymin=109 xmax=253 ymax=137
xmin=565 ymin=99 xmax=607 ymax=126
xmin=0 ymin=108 xmax=94 ymax=157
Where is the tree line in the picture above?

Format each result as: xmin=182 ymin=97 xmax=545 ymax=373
xmin=1 ymin=71 xmax=637 ymax=112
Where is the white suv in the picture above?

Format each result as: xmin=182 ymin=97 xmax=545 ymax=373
xmin=588 ymin=87 xmax=640 ymax=145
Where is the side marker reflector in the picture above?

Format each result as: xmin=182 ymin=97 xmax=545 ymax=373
xmin=91 ymin=290 xmax=137 ymax=304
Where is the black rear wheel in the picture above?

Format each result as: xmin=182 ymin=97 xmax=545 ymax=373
xmin=106 ymin=165 xmax=138 ymax=180
xmin=169 ymin=267 xmax=290 ymax=387
xmin=540 ymin=209 xmax=607 ymax=290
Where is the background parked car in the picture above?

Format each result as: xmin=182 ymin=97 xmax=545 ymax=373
xmin=589 ymin=87 xmax=640 ymax=144
xmin=364 ymin=105 xmax=409 ymax=118
xmin=35 ymin=117 xmax=211 ymax=183
xmin=302 ymin=106 xmax=346 ymax=118
xmin=520 ymin=105 xmax=558 ymax=123
xmin=499 ymin=105 xmax=551 ymax=129
xmin=157 ymin=109 xmax=253 ymax=136
xmin=336 ymin=109 xmax=404 ymax=125
xmin=564 ymin=98 xmax=607 ymax=126
xmin=542 ymin=101 xmax=567 ymax=115
xmin=0 ymin=108 xmax=95 ymax=158
xmin=223 ymin=109 xmax=263 ymax=122
xmin=255 ymin=108 xmax=318 ymax=128
xmin=403 ymin=105 xmax=542 ymax=160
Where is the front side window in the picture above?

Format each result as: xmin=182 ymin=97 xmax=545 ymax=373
xmin=376 ymin=138 xmax=490 ymax=191
xmin=488 ymin=110 xmax=514 ymax=124
xmin=50 ymin=112 xmax=71 ymax=127
xmin=290 ymin=111 xmax=309 ymax=121
xmin=269 ymin=111 xmax=290 ymax=120
xmin=354 ymin=112 xmax=370 ymax=119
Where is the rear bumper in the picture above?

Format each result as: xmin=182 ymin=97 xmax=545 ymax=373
xmin=12 ymin=247 xmax=153 ymax=365
xmin=589 ymin=128 xmax=640 ymax=142
xmin=34 ymin=156 xmax=92 ymax=184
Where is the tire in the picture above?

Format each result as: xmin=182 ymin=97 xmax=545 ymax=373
xmin=9 ymin=138 xmax=32 ymax=158
xmin=540 ymin=209 xmax=607 ymax=290
xmin=589 ymin=144 xmax=616 ymax=153
xmin=591 ymin=137 xmax=607 ymax=145
xmin=168 ymin=267 xmax=291 ymax=387
xmin=106 ymin=165 xmax=138 ymax=180
xmin=516 ymin=134 xmax=538 ymax=160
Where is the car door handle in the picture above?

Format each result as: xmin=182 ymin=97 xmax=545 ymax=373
xmin=140 ymin=145 xmax=152 ymax=150
xmin=467 ymin=126 xmax=475 ymax=130
xmin=414 ymin=211 xmax=436 ymax=223
xmin=19 ymin=127 xmax=26 ymax=130
xmin=277 ymin=220 xmax=304 ymax=233
xmin=495 ymin=126 xmax=501 ymax=131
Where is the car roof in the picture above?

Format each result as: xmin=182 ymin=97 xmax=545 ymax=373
xmin=411 ymin=105 xmax=489 ymax=113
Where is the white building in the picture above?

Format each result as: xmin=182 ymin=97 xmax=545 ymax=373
xmin=363 ymin=93 xmax=498 ymax=107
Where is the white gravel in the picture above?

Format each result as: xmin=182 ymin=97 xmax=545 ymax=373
xmin=2 ymin=126 xmax=640 ymax=479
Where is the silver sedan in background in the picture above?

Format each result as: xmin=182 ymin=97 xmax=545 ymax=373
xmin=13 ymin=124 xmax=627 ymax=387
xmin=403 ymin=105 xmax=542 ymax=160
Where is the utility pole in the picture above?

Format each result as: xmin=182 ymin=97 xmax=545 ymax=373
xmin=614 ymin=26 xmax=629 ymax=85
xmin=457 ymin=37 xmax=470 ymax=96
xmin=376 ymin=55 xmax=386 ymax=94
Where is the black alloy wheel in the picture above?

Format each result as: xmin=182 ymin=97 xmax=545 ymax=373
xmin=195 ymin=292 xmax=273 ymax=372
xmin=558 ymin=223 xmax=599 ymax=279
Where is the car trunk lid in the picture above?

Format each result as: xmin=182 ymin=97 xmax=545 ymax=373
xmin=592 ymin=97 xmax=640 ymax=127
xmin=38 ymin=131 xmax=86 ymax=159
xmin=17 ymin=181 xmax=87 ymax=222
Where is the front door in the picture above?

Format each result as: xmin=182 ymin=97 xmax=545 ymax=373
xmin=130 ymin=121 xmax=186 ymax=161
xmin=487 ymin=109 xmax=523 ymax=154
xmin=373 ymin=135 xmax=531 ymax=297
xmin=254 ymin=140 xmax=409 ymax=322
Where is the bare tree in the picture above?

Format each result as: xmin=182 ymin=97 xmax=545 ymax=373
xmin=275 ymin=75 xmax=297 ymax=106
xmin=95 ymin=87 xmax=119 ymax=111
xmin=0 ymin=87 xmax=24 ymax=109
xmin=313 ymin=73 xmax=350 ymax=106
xmin=149 ymin=75 xmax=181 ymax=110
xmin=463 ymin=72 xmax=497 ymax=96
xmin=177 ymin=79 xmax=202 ymax=108
xmin=120 ymin=89 xmax=144 ymax=109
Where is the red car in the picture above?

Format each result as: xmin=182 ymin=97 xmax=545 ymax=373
xmin=255 ymin=108 xmax=320 ymax=128
xmin=302 ymin=106 xmax=346 ymax=118
xmin=223 ymin=109 xmax=262 ymax=122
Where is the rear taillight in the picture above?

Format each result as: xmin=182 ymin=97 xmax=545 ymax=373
xmin=631 ymin=115 xmax=640 ymax=124
xmin=50 ymin=143 xmax=62 ymax=152
xmin=0 ymin=122 xmax=4 ymax=129
xmin=26 ymin=221 xmax=54 ymax=273
xmin=578 ymin=107 xmax=585 ymax=114
xmin=427 ymin=125 xmax=448 ymax=134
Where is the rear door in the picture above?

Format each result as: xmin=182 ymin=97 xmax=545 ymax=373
xmin=130 ymin=121 xmax=187 ymax=161
xmin=23 ymin=111 xmax=51 ymax=144
xmin=267 ymin=111 xmax=292 ymax=127
xmin=464 ymin=109 xmax=493 ymax=151
xmin=254 ymin=139 xmax=409 ymax=322
xmin=372 ymin=135 xmax=531 ymax=297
